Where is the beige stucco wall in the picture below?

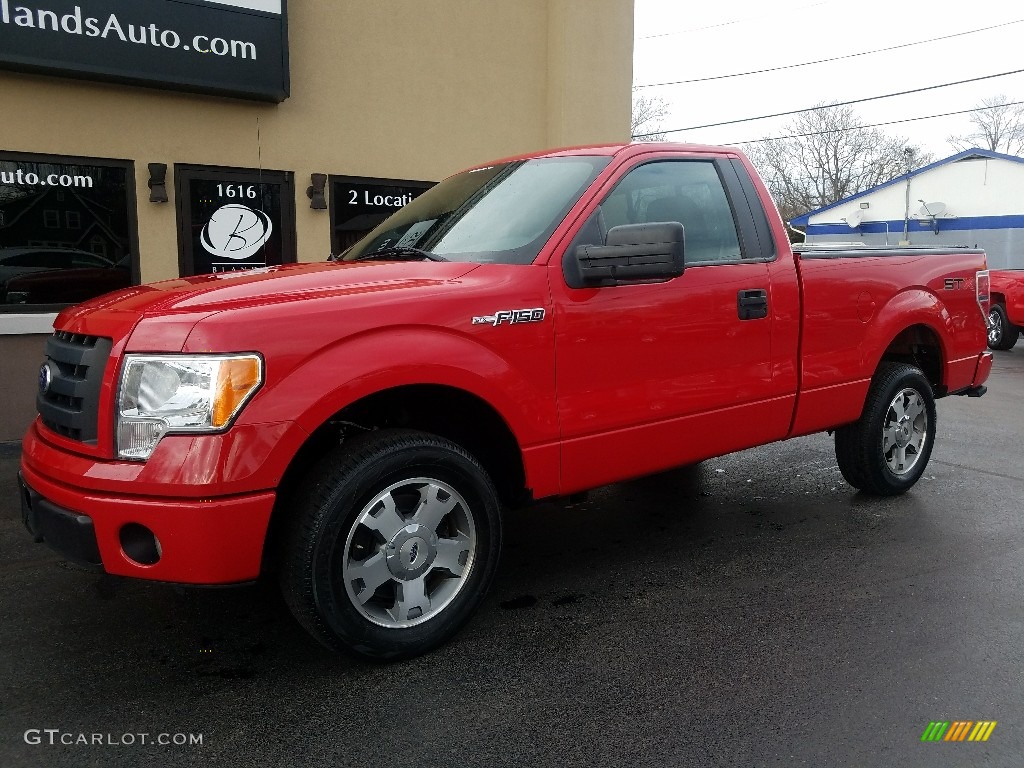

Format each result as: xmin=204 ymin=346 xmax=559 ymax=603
xmin=0 ymin=0 xmax=634 ymax=441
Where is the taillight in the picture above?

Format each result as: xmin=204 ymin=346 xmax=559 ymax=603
xmin=977 ymin=269 xmax=991 ymax=321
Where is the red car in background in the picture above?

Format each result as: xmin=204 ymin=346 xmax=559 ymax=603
xmin=988 ymin=269 xmax=1024 ymax=349
xmin=0 ymin=247 xmax=130 ymax=306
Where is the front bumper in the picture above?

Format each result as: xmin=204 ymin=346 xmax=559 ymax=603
xmin=19 ymin=442 xmax=276 ymax=585
xmin=20 ymin=473 xmax=102 ymax=567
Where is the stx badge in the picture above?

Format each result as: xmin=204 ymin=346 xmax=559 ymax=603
xmin=472 ymin=308 xmax=546 ymax=326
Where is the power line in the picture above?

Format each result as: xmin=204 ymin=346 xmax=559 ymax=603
xmin=633 ymin=67 xmax=1024 ymax=138
xmin=634 ymin=19 xmax=1024 ymax=89
xmin=721 ymin=100 xmax=1024 ymax=146
xmin=636 ymin=0 xmax=836 ymax=40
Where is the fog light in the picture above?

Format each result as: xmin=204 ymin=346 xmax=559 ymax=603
xmin=117 ymin=418 xmax=169 ymax=460
xmin=119 ymin=523 xmax=162 ymax=566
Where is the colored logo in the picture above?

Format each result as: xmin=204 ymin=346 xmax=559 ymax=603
xmin=200 ymin=204 xmax=272 ymax=260
xmin=921 ymin=721 xmax=997 ymax=742
xmin=38 ymin=363 xmax=52 ymax=395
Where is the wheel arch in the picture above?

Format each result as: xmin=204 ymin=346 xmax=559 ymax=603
xmin=863 ymin=288 xmax=952 ymax=392
xmin=876 ymin=323 xmax=945 ymax=394
xmin=263 ymin=384 xmax=528 ymax=574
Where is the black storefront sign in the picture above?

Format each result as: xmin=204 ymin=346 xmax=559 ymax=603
xmin=0 ymin=151 xmax=138 ymax=310
xmin=331 ymin=176 xmax=435 ymax=255
xmin=0 ymin=0 xmax=289 ymax=102
xmin=175 ymin=165 xmax=295 ymax=276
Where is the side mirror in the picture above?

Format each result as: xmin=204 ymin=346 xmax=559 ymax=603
xmin=574 ymin=222 xmax=685 ymax=286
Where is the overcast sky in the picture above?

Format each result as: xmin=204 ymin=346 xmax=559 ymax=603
xmin=632 ymin=0 xmax=1024 ymax=160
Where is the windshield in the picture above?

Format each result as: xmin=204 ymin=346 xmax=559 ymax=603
xmin=342 ymin=156 xmax=610 ymax=264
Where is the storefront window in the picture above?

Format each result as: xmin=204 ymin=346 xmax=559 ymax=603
xmin=331 ymin=176 xmax=435 ymax=257
xmin=175 ymin=165 xmax=296 ymax=275
xmin=0 ymin=153 xmax=137 ymax=311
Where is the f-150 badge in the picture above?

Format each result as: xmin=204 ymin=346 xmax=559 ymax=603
xmin=472 ymin=308 xmax=546 ymax=326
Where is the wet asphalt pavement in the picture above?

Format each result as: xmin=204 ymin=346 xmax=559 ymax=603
xmin=1 ymin=349 xmax=1022 ymax=768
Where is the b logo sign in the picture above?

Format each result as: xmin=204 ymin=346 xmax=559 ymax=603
xmin=200 ymin=204 xmax=273 ymax=260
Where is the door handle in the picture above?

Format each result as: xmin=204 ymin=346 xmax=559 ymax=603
xmin=737 ymin=289 xmax=768 ymax=320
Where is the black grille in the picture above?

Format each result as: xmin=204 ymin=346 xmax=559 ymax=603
xmin=37 ymin=332 xmax=112 ymax=444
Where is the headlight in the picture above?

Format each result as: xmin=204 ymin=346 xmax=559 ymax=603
xmin=116 ymin=354 xmax=263 ymax=460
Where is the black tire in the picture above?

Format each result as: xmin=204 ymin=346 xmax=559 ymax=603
xmin=988 ymin=303 xmax=1020 ymax=350
xmin=834 ymin=363 xmax=937 ymax=496
xmin=280 ymin=429 xmax=502 ymax=660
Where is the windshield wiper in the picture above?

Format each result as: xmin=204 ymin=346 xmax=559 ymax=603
xmin=351 ymin=246 xmax=448 ymax=262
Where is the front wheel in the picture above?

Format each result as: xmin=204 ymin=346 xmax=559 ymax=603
xmin=280 ymin=429 xmax=502 ymax=660
xmin=834 ymin=363 xmax=937 ymax=496
xmin=988 ymin=303 xmax=1020 ymax=350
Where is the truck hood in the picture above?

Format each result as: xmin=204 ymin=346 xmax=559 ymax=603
xmin=60 ymin=260 xmax=481 ymax=321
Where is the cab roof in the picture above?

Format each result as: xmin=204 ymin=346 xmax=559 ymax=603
xmin=466 ymin=142 xmax=740 ymax=170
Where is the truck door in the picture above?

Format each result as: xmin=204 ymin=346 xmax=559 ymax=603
xmin=550 ymin=158 xmax=788 ymax=494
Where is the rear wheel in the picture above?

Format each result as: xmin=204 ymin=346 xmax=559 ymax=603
xmin=988 ymin=304 xmax=1020 ymax=350
xmin=834 ymin=363 xmax=936 ymax=496
xmin=280 ymin=429 xmax=502 ymax=660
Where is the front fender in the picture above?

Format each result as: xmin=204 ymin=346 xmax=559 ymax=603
xmin=239 ymin=325 xmax=558 ymax=450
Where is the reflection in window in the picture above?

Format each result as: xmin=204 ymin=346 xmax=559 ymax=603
xmin=431 ymin=160 xmax=600 ymax=257
xmin=89 ymin=236 xmax=108 ymax=258
xmin=602 ymin=161 xmax=742 ymax=264
xmin=344 ymin=157 xmax=610 ymax=265
xmin=1 ymin=155 xmax=134 ymax=308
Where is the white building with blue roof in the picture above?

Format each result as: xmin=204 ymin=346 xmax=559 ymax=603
xmin=790 ymin=149 xmax=1024 ymax=269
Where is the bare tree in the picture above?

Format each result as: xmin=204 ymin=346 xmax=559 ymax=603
xmin=947 ymin=95 xmax=1024 ymax=156
xmin=631 ymin=88 xmax=669 ymax=141
xmin=742 ymin=103 xmax=933 ymax=226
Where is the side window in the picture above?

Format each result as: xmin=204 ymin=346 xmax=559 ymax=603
xmin=601 ymin=161 xmax=742 ymax=264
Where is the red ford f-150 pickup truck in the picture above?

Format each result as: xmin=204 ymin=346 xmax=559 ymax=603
xmin=19 ymin=143 xmax=993 ymax=659
xmin=987 ymin=269 xmax=1024 ymax=349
